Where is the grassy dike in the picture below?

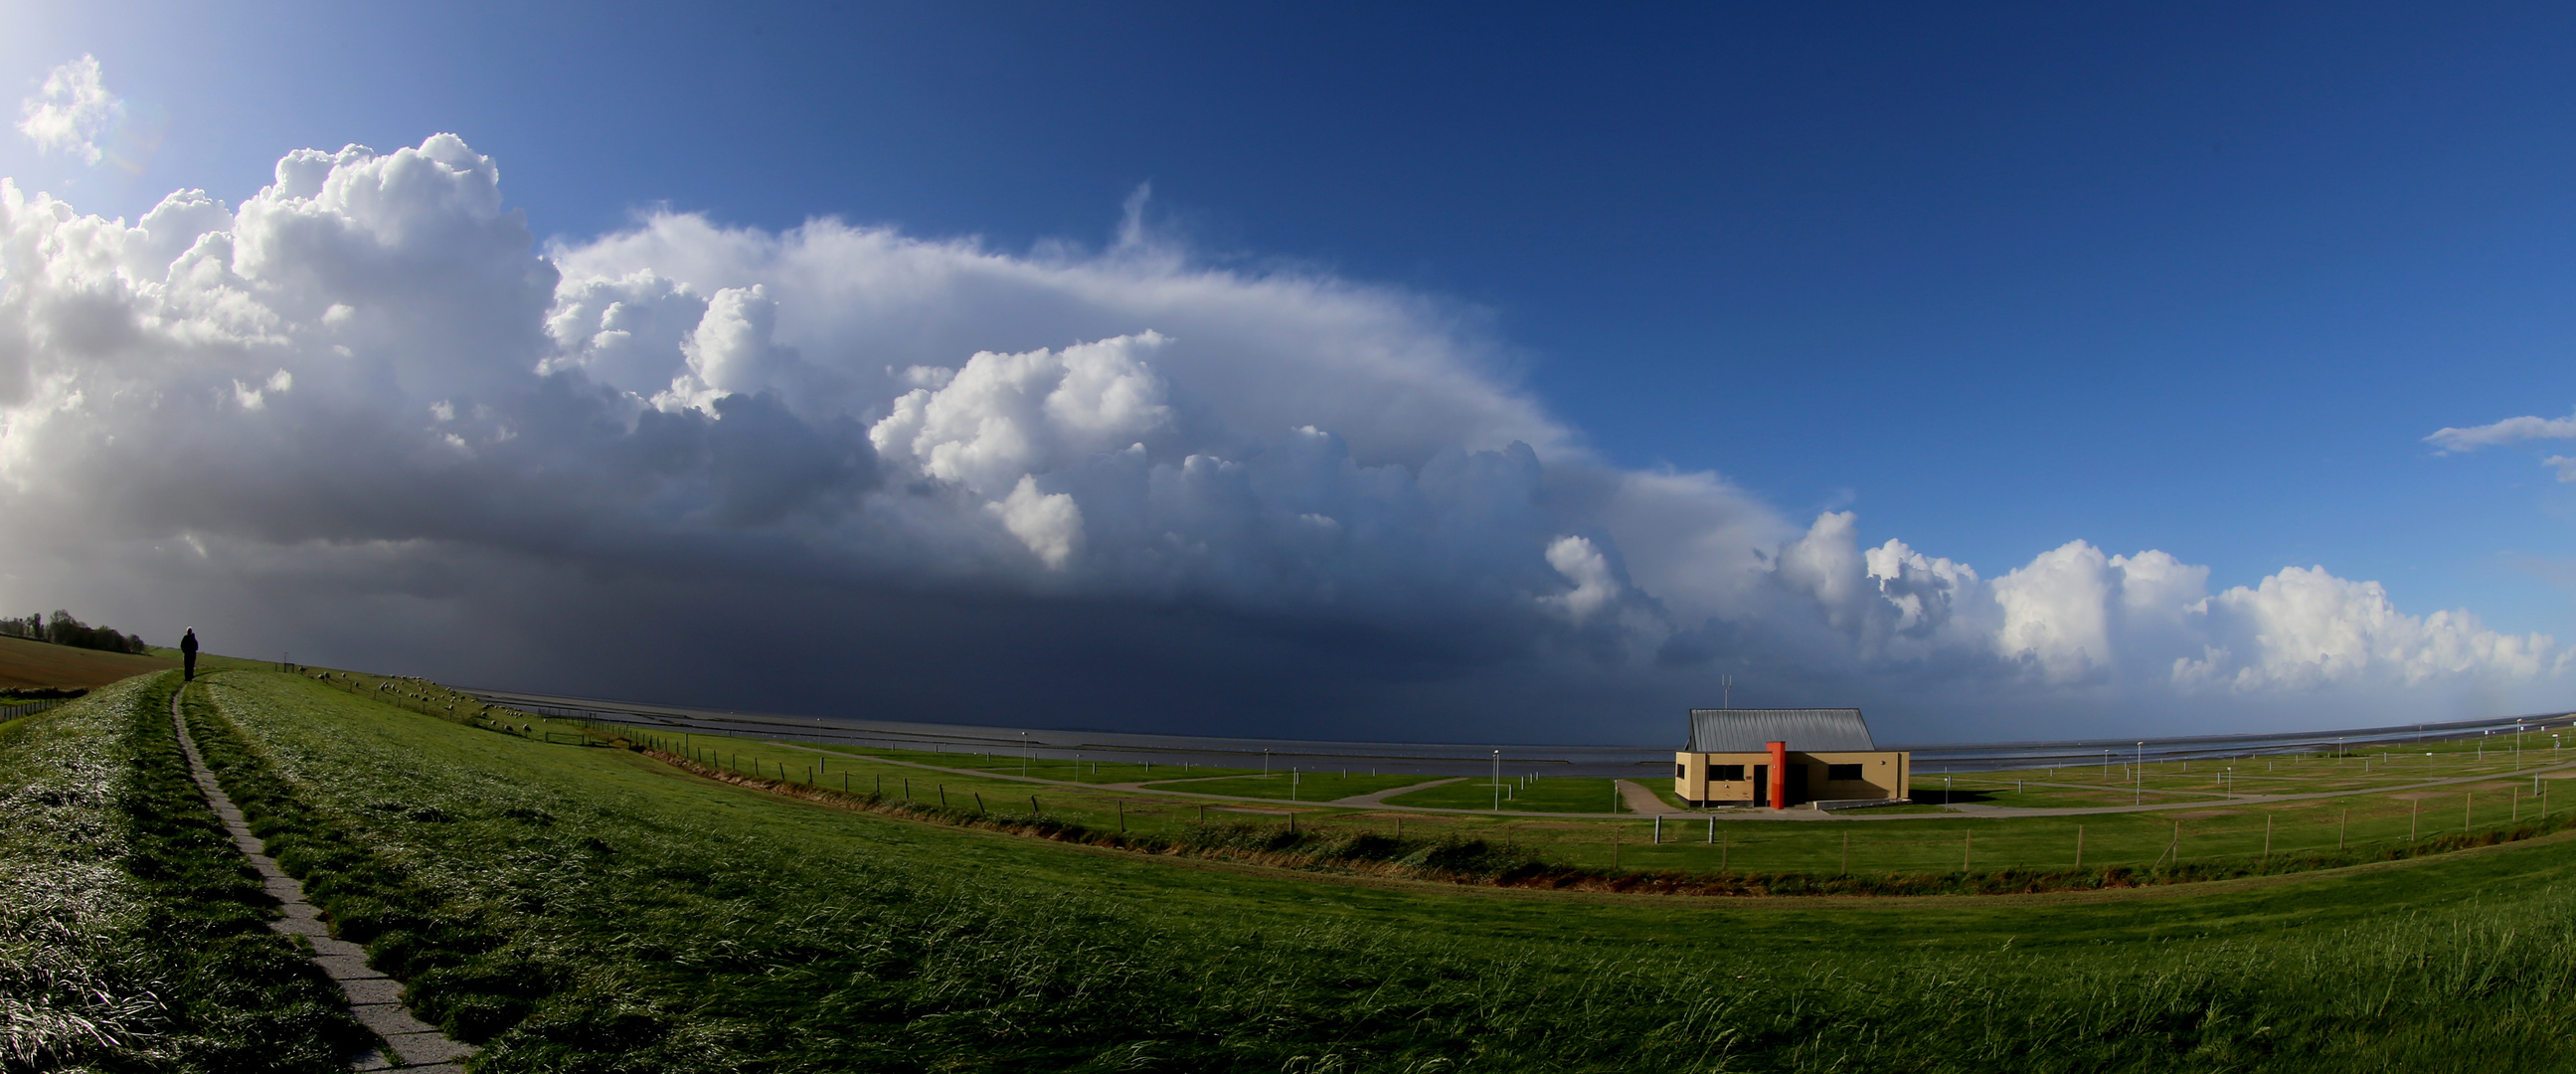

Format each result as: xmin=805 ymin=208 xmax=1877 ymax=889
xmin=0 ymin=672 xmax=367 ymax=1073
xmin=633 ymin=732 xmax=2576 ymax=899
xmin=144 ymin=667 xmax=2576 ymax=1071
xmin=623 ymin=724 xmax=2576 ymax=888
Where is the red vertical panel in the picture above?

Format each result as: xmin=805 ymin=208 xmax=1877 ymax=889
xmin=1769 ymin=741 xmax=1788 ymax=809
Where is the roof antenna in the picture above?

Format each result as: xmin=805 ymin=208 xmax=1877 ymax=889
xmin=1722 ymin=674 xmax=1733 ymax=710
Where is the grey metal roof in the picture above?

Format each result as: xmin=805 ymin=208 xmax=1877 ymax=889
xmin=1684 ymin=709 xmax=1877 ymax=753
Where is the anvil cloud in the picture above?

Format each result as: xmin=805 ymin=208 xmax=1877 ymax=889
xmin=0 ymin=134 xmax=2557 ymax=740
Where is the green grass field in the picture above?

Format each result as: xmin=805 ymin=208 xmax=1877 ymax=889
xmin=802 ymin=742 xmax=1261 ymax=785
xmin=0 ymin=673 xmax=368 ymax=1071
xmin=602 ymin=718 xmax=2576 ymax=878
xmin=1384 ymin=776 xmax=1636 ymax=812
xmin=22 ymin=667 xmax=2576 ymax=1069
xmin=1138 ymin=771 xmax=1436 ymax=801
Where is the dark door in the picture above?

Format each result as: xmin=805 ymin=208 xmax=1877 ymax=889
xmin=1786 ymin=764 xmax=1809 ymax=806
xmin=1752 ymin=765 xmax=1770 ymax=806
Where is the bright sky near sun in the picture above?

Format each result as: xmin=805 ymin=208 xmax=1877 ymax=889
xmin=2 ymin=2 xmax=2572 ymax=743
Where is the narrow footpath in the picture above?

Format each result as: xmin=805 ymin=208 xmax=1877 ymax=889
xmin=1612 ymin=780 xmax=1672 ymax=816
xmin=1330 ymin=777 xmax=1463 ymax=806
xmin=169 ymin=684 xmax=475 ymax=1072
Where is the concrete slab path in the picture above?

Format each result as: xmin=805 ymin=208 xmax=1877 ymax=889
xmin=170 ymin=684 xmax=476 ymax=1072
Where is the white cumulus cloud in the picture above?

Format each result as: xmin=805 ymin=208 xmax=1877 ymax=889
xmin=870 ymin=333 xmax=1173 ymax=497
xmin=2177 ymin=567 xmax=2558 ymax=691
xmin=1542 ymin=536 xmax=1623 ymax=623
xmin=17 ymin=55 xmax=122 ymax=164
xmin=1738 ymin=514 xmax=2559 ymax=706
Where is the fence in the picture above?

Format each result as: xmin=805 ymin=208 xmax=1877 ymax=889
xmin=0 ymin=698 xmax=67 ymax=722
xmin=304 ymin=671 xmax=615 ymax=744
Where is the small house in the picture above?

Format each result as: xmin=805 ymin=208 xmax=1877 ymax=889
xmin=1672 ymin=708 xmax=1910 ymax=808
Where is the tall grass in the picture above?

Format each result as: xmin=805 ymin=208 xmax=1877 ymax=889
xmin=0 ymin=677 xmax=161 ymax=1071
xmin=0 ymin=673 xmax=364 ymax=1073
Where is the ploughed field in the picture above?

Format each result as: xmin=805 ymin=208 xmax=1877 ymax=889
xmin=14 ymin=669 xmax=2576 ymax=1071
xmin=0 ymin=632 xmax=177 ymax=692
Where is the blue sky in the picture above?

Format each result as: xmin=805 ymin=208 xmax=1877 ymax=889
xmin=3 ymin=2 xmax=2571 ymax=740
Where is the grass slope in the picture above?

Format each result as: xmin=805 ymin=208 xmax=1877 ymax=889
xmin=1139 ymin=772 xmax=1435 ymax=802
xmin=0 ymin=672 xmax=367 ymax=1072
xmin=642 ymin=715 xmax=2564 ymax=886
xmin=161 ymin=668 xmax=2576 ymax=1071
xmin=590 ymin=717 xmax=2576 ymax=890
xmin=558 ymin=693 xmax=2576 ymax=884
xmin=1383 ymin=776 xmax=1640 ymax=813
xmin=813 ymin=744 xmax=1260 ymax=784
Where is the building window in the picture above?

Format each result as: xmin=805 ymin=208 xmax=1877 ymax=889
xmin=1709 ymin=764 xmax=1745 ymax=782
xmin=1675 ymin=763 xmax=1685 ymax=778
xmin=1826 ymin=764 xmax=1863 ymax=782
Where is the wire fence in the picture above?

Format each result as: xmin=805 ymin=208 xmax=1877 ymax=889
xmin=1612 ymin=807 xmax=2576 ymax=876
xmin=303 ymin=671 xmax=616 ymax=744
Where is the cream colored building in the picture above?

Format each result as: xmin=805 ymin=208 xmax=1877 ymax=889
xmin=1672 ymin=708 xmax=1910 ymax=808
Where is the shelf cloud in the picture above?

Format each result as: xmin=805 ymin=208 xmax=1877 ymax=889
xmin=0 ymin=134 xmax=2559 ymax=740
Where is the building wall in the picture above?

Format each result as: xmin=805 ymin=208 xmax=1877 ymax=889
xmin=1670 ymin=750 xmax=1909 ymax=806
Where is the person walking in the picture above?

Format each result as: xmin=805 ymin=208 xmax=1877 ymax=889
xmin=180 ymin=628 xmax=198 ymax=682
